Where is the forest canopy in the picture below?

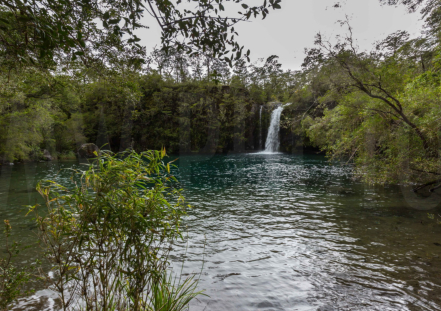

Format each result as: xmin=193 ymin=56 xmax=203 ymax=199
xmin=295 ymin=0 xmax=441 ymax=189
xmin=0 ymin=0 xmax=281 ymax=69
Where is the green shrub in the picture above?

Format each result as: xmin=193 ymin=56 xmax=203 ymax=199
xmin=57 ymin=151 xmax=77 ymax=160
xmin=31 ymin=149 xmax=202 ymax=311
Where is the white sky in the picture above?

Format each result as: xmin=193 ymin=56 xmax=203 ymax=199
xmin=137 ymin=0 xmax=425 ymax=71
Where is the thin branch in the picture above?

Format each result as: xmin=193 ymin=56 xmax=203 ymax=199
xmin=413 ymin=179 xmax=441 ymax=192
xmin=346 ymin=146 xmax=359 ymax=164
xmin=161 ymin=16 xmax=243 ymax=27
xmin=147 ymin=0 xmax=165 ymax=31
xmin=430 ymin=183 xmax=441 ymax=192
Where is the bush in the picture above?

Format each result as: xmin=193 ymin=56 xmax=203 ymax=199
xmin=57 ymin=151 xmax=77 ymax=160
xmin=30 ymin=149 xmax=202 ymax=311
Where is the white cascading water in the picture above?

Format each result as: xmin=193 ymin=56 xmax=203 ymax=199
xmin=262 ymin=105 xmax=284 ymax=153
xmin=259 ymin=105 xmax=263 ymax=149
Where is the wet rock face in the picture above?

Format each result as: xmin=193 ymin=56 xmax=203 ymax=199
xmin=77 ymin=143 xmax=100 ymax=159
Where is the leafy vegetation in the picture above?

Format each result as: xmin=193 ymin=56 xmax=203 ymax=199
xmin=296 ymin=2 xmax=441 ymax=190
xmin=30 ymin=149 xmax=202 ymax=310
xmin=2 ymin=2 xmax=441 ymax=191
xmin=2 ymin=0 xmax=441 ymax=307
xmin=0 ymin=220 xmax=41 ymax=311
xmin=0 ymin=50 xmax=298 ymax=162
xmin=0 ymin=0 xmax=281 ymax=69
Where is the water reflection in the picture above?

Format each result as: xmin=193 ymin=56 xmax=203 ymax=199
xmin=173 ymin=154 xmax=441 ymax=311
xmin=2 ymin=154 xmax=441 ymax=310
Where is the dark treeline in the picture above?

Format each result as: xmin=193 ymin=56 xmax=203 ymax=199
xmin=0 ymin=50 xmax=298 ymax=161
xmin=1 ymin=0 xmax=441 ymax=190
xmin=0 ymin=0 xmax=286 ymax=161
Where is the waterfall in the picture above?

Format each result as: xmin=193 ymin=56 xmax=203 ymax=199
xmin=259 ymin=105 xmax=263 ymax=150
xmin=262 ymin=105 xmax=284 ymax=153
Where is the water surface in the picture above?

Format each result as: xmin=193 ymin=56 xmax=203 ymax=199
xmin=2 ymin=154 xmax=441 ymax=310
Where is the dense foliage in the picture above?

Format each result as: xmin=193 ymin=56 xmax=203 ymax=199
xmin=295 ymin=2 xmax=441 ymax=190
xmin=31 ymin=149 xmax=203 ymax=310
xmin=2 ymin=0 xmax=441 ymax=308
xmin=1 ymin=0 xmax=440 ymax=192
xmin=0 ymin=50 xmax=298 ymax=162
xmin=0 ymin=0 xmax=281 ymax=69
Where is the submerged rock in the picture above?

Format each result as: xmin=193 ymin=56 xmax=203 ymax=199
xmin=78 ymin=143 xmax=100 ymax=159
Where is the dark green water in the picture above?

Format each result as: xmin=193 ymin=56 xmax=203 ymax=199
xmin=2 ymin=154 xmax=441 ymax=310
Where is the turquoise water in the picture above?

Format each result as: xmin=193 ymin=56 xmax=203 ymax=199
xmin=2 ymin=154 xmax=441 ymax=310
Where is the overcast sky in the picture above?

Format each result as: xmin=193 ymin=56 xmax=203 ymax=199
xmin=137 ymin=0 xmax=425 ymax=70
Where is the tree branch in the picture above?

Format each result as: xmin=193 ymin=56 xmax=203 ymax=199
xmin=413 ymin=179 xmax=441 ymax=192
xmin=161 ymin=16 xmax=242 ymax=28
xmin=147 ymin=0 xmax=165 ymax=31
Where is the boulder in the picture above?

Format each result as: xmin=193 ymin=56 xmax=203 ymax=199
xmin=78 ymin=143 xmax=100 ymax=159
xmin=42 ymin=149 xmax=53 ymax=161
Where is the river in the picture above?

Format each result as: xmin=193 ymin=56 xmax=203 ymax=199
xmin=2 ymin=153 xmax=441 ymax=310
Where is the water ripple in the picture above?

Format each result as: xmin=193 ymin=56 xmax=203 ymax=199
xmin=3 ymin=154 xmax=441 ymax=310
